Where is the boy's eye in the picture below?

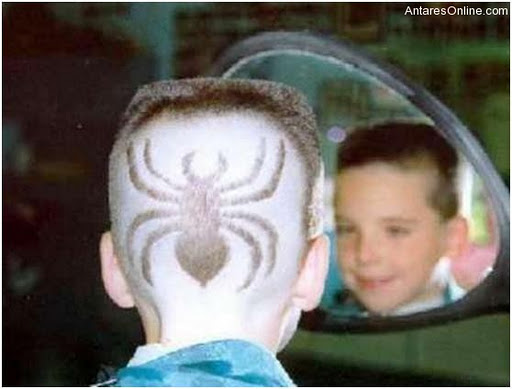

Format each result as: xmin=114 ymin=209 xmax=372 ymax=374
xmin=336 ymin=224 xmax=355 ymax=235
xmin=385 ymin=226 xmax=411 ymax=237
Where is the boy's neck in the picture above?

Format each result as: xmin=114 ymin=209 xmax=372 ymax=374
xmin=143 ymin=309 xmax=282 ymax=354
xmin=158 ymin=330 xmax=272 ymax=354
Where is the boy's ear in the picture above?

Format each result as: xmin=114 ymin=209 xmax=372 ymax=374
xmin=99 ymin=231 xmax=135 ymax=308
xmin=292 ymin=234 xmax=330 ymax=312
xmin=444 ymin=216 xmax=469 ymax=259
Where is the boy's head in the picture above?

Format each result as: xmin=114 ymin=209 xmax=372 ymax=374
xmin=100 ymin=78 xmax=328 ymax=351
xmin=335 ymin=122 xmax=468 ymax=315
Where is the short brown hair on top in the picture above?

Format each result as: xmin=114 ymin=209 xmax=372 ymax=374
xmin=337 ymin=122 xmax=459 ymax=220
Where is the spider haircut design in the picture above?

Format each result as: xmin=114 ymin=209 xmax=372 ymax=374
xmin=127 ymin=137 xmax=284 ymax=290
xmin=109 ymin=78 xmax=323 ymax=295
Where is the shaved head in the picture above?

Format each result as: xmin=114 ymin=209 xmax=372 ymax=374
xmin=107 ymin=79 xmax=324 ymax=333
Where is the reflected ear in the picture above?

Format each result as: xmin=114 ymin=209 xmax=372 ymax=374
xmin=444 ymin=216 xmax=469 ymax=259
xmin=292 ymin=234 xmax=330 ymax=312
xmin=99 ymin=231 xmax=135 ymax=308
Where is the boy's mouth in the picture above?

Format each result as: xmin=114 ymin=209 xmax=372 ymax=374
xmin=355 ymin=275 xmax=396 ymax=290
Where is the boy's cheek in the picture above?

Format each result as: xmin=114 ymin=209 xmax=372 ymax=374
xmin=337 ymin=241 xmax=357 ymax=266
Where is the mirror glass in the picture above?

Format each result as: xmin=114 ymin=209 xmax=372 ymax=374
xmin=220 ymin=50 xmax=500 ymax=318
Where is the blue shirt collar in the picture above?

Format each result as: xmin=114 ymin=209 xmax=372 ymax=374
xmin=116 ymin=339 xmax=295 ymax=387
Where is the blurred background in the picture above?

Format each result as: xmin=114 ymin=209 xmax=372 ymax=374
xmin=3 ymin=3 xmax=509 ymax=386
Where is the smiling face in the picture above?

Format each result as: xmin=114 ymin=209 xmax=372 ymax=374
xmin=335 ymin=162 xmax=452 ymax=315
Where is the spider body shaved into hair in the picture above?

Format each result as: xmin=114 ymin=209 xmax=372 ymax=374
xmin=126 ymin=136 xmax=284 ymax=290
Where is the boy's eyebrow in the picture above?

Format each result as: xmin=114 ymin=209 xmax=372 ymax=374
xmin=334 ymin=213 xmax=353 ymax=222
xmin=379 ymin=217 xmax=419 ymax=224
xmin=334 ymin=214 xmax=419 ymax=223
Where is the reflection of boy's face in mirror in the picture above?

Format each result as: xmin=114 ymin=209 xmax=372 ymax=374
xmin=335 ymin=123 xmax=468 ymax=316
xmin=336 ymin=163 xmax=466 ymax=315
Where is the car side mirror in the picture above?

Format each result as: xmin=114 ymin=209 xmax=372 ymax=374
xmin=208 ymin=32 xmax=509 ymax=332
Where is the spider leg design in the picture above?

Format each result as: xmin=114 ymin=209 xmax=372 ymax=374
xmin=127 ymin=210 xmax=179 ymax=285
xmin=141 ymin=223 xmax=181 ymax=285
xmin=218 ymin=138 xmax=266 ymax=192
xmin=182 ymin=151 xmax=228 ymax=182
xmin=222 ymin=211 xmax=277 ymax=275
xmin=127 ymin=141 xmax=181 ymax=202
xmin=221 ymin=139 xmax=285 ymax=206
xmin=221 ymin=221 xmax=263 ymax=291
xmin=143 ymin=139 xmax=185 ymax=191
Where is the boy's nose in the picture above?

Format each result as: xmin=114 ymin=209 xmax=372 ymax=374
xmin=355 ymin=235 xmax=378 ymax=265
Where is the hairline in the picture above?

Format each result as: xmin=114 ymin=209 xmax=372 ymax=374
xmin=123 ymin=107 xmax=285 ymax=141
xmin=338 ymin=153 xmax=457 ymax=221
